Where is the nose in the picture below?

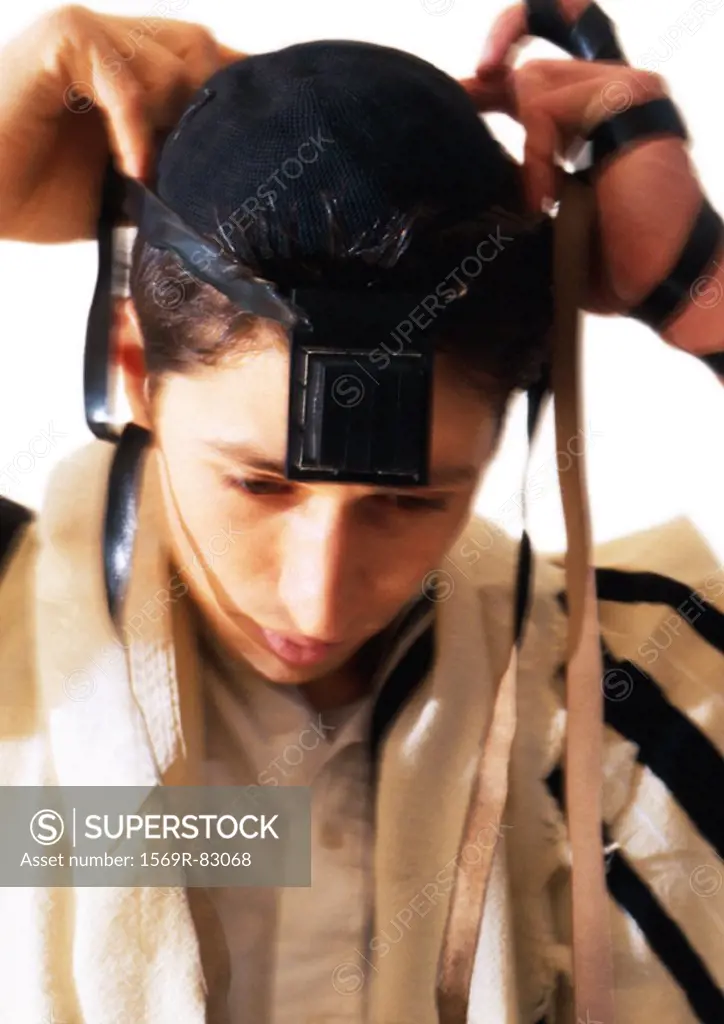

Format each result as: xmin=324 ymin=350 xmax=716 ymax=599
xmin=277 ymin=494 xmax=367 ymax=642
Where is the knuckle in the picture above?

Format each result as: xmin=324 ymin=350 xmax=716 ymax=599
xmin=517 ymin=60 xmax=550 ymax=97
xmin=185 ymin=25 xmax=224 ymax=79
xmin=36 ymin=5 xmax=100 ymax=83
xmin=44 ymin=4 xmax=92 ymax=35
xmin=190 ymin=24 xmax=216 ymax=47
xmin=118 ymin=74 xmax=143 ymax=99
xmin=640 ymin=69 xmax=667 ymax=94
xmin=192 ymin=25 xmax=221 ymax=63
xmin=521 ymin=58 xmax=549 ymax=78
xmin=629 ymin=68 xmax=666 ymax=103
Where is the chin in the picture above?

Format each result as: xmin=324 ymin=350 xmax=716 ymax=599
xmin=262 ymin=662 xmax=329 ymax=685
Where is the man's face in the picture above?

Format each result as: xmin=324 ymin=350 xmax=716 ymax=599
xmin=149 ymin=330 xmax=500 ymax=685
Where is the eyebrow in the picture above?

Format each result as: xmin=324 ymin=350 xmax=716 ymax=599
xmin=206 ymin=440 xmax=477 ymax=487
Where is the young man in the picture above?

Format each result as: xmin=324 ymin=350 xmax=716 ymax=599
xmin=0 ymin=3 xmax=723 ymax=1023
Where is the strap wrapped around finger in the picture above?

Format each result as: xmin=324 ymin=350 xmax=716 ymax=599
xmin=526 ymin=0 xmax=626 ymax=62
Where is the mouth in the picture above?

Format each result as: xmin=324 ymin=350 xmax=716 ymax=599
xmin=260 ymin=629 xmax=344 ymax=666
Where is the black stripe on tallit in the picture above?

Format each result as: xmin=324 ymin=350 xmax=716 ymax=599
xmin=600 ymin=641 xmax=724 ymax=860
xmin=515 ymin=374 xmax=548 ymax=647
xmin=606 ymin=846 xmax=724 ymax=1022
xmin=545 ymin=766 xmax=724 ymax=1021
xmin=594 ymin=567 xmax=724 ymax=656
xmin=514 ymin=529 xmax=533 ymax=646
xmin=555 ymin=586 xmax=724 ymax=859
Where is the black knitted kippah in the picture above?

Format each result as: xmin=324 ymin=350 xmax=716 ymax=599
xmin=155 ymin=40 xmax=522 ymax=271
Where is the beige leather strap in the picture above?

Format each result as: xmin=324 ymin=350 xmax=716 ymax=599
xmin=436 ymin=645 xmax=519 ymax=1023
xmin=551 ymin=176 xmax=616 ymax=1024
xmin=436 ymin=173 xmax=616 ymax=1023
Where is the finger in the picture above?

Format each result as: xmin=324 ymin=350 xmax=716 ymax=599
xmin=474 ymin=56 xmax=630 ymax=102
xmin=102 ymin=15 xmax=219 ymax=63
xmin=470 ymin=60 xmax=664 ymax=124
xmin=103 ymin=17 xmax=237 ymax=90
xmin=460 ymin=66 xmax=517 ymax=117
xmin=465 ymin=57 xmax=608 ymax=115
xmin=521 ymin=110 xmax=561 ymax=213
xmin=530 ymin=71 xmax=665 ymax=137
xmin=477 ymin=4 xmax=528 ymax=69
xmin=513 ymin=57 xmax=631 ymax=84
xmin=167 ymin=26 xmax=231 ymax=86
xmin=87 ymin=45 xmax=151 ymax=178
xmin=216 ymin=43 xmax=249 ymax=66
xmin=90 ymin=38 xmax=195 ymax=179
xmin=465 ymin=59 xmax=613 ymax=119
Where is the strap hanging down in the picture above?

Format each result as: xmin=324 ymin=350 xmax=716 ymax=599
xmin=84 ymin=158 xmax=126 ymax=442
xmin=435 ymin=379 xmax=548 ymax=1024
xmin=435 ymin=174 xmax=615 ymax=1023
xmin=550 ymin=175 xmax=616 ymax=1024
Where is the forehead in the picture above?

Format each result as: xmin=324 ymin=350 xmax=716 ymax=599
xmin=161 ymin=344 xmax=499 ymax=481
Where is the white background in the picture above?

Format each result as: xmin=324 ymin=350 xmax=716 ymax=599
xmin=1 ymin=0 xmax=722 ymax=557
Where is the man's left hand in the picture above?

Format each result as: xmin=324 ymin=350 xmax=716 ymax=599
xmin=460 ymin=0 xmax=724 ymax=359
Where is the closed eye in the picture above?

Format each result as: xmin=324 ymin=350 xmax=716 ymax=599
xmin=224 ymin=476 xmax=291 ymax=496
xmin=377 ymin=493 xmax=450 ymax=513
xmin=223 ymin=475 xmax=451 ymax=512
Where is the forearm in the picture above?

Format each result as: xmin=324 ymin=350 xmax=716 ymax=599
xmin=659 ymin=233 xmax=724 ymax=371
xmin=596 ymin=139 xmax=724 ymax=374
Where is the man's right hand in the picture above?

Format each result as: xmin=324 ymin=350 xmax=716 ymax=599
xmin=0 ymin=5 xmax=245 ymax=242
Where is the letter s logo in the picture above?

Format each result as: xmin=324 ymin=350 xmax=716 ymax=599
xmin=30 ymin=809 xmax=65 ymax=846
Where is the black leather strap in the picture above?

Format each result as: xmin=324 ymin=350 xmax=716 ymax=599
xmin=85 ymin=158 xmax=126 ymax=442
xmin=587 ymin=96 xmax=688 ymax=170
xmin=628 ymin=196 xmax=724 ymax=330
xmin=514 ymin=370 xmax=550 ymax=645
xmin=0 ymin=495 xmax=33 ymax=575
xmin=699 ymin=350 xmax=724 ymax=376
xmin=571 ymin=3 xmax=626 ymax=62
xmin=103 ymin=422 xmax=152 ymax=628
xmin=85 ymin=159 xmax=299 ymax=447
xmin=526 ymin=0 xmax=626 ymax=62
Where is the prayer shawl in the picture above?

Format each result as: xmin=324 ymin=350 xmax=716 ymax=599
xmin=0 ymin=438 xmax=722 ymax=1023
